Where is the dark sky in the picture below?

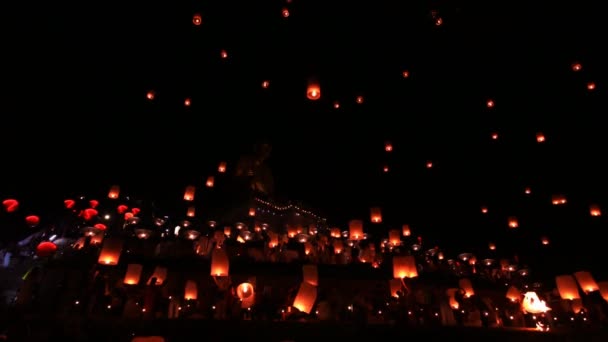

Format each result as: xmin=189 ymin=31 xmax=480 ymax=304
xmin=2 ymin=1 xmax=607 ymax=276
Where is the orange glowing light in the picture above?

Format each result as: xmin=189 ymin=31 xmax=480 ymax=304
xmin=524 ymin=187 xmax=531 ymax=195
xmin=590 ymin=204 xmax=601 ymax=217
xmin=184 ymin=98 xmax=191 ymax=107
xmin=541 ymin=236 xmax=549 ymax=245
xmin=218 ymin=161 xmax=227 ymax=173
xmin=571 ymin=62 xmax=582 ymax=72
xmin=402 ymin=70 xmax=409 ymax=78
xmin=508 ymin=217 xmax=518 ymax=228
xmin=333 ymin=101 xmax=340 ymax=109
xmin=206 ymin=176 xmax=215 ymax=188
xmin=146 ymin=91 xmax=155 ymax=100
xmin=426 ymin=161 xmax=433 ymax=168
xmin=536 ymin=132 xmax=545 ymax=143
xmin=491 ymin=132 xmax=498 ymax=140
xmin=306 ymin=83 xmax=321 ymax=100
xmin=486 ymin=99 xmax=494 ymax=108
xmin=282 ymin=8 xmax=290 ymax=18
xmin=192 ymin=14 xmax=202 ymax=26
xmin=262 ymin=80 xmax=270 ymax=88
xmin=355 ymin=95 xmax=364 ymax=104
xmin=220 ymin=50 xmax=228 ymax=59
xmin=481 ymin=206 xmax=488 ymax=214
xmin=385 ymin=142 xmax=393 ymax=152
xmin=587 ymin=82 xmax=596 ymax=91
xmin=383 ymin=166 xmax=389 ymax=173
xmin=2 ymin=199 xmax=19 ymax=213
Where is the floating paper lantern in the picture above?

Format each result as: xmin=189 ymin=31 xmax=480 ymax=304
xmin=330 ymin=228 xmax=341 ymax=238
xmin=306 ymin=82 xmax=321 ymax=100
xmin=25 ymin=215 xmax=40 ymax=227
xmin=508 ymin=217 xmax=518 ymax=228
xmin=236 ymin=282 xmax=255 ymax=308
xmin=389 ymin=279 xmax=402 ymax=298
xmin=536 ymin=132 xmax=545 ymax=143
xmin=292 ymin=282 xmax=317 ymax=314
xmin=348 ymin=220 xmax=364 ymax=240
xmin=555 ymin=275 xmax=581 ymax=300
xmin=2 ymin=199 xmax=19 ymax=213
xmin=393 ymin=255 xmax=417 ymax=279
xmin=551 ymin=194 xmax=567 ymax=205
xmin=192 ymin=13 xmax=202 ymax=26
xmin=388 ymin=229 xmax=401 ymax=246
xmin=36 ymin=241 xmax=57 ymax=257
xmin=210 ymin=248 xmax=229 ymax=276
xmin=573 ymin=271 xmax=599 ymax=293
xmin=370 ymin=207 xmax=382 ymax=223
xmin=184 ymin=186 xmax=195 ymax=201
xmin=248 ymin=207 xmax=256 ymax=216
xmin=459 ymin=278 xmax=475 ymax=298
xmin=184 ymin=280 xmax=198 ymax=300
xmin=506 ymin=286 xmax=521 ymax=302
xmin=184 ymin=98 xmax=191 ymax=106
xmin=97 ymin=238 xmax=123 ymax=265
xmin=598 ymin=281 xmax=608 ymax=301
xmin=522 ymin=292 xmax=551 ymax=314
xmin=146 ymin=90 xmax=155 ymax=100
xmin=384 ymin=142 xmax=393 ymax=152
xmin=332 ymin=240 xmax=343 ymax=254
xmin=206 ymin=176 xmax=214 ymax=187
xmin=402 ymin=224 xmax=411 ymax=236
xmin=302 ymin=264 xmax=318 ymax=286
xmin=108 ymin=185 xmax=120 ymax=199
xmin=590 ymin=204 xmax=601 ymax=217
xmin=124 ymin=264 xmax=143 ymax=285
xmin=186 ymin=206 xmax=196 ymax=217
xmin=218 ymin=161 xmax=227 ymax=173
xmin=488 ymin=242 xmax=496 ymax=250
xmin=446 ymin=288 xmax=459 ymax=309
xmin=147 ymin=266 xmax=167 ymax=285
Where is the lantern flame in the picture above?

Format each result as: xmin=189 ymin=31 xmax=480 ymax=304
xmin=522 ymin=292 xmax=550 ymax=314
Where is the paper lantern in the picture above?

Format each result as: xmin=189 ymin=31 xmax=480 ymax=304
xmin=36 ymin=241 xmax=57 ymax=257
xmin=388 ymin=229 xmax=401 ymax=246
xmin=508 ymin=216 xmax=518 ymax=228
xmin=384 ymin=142 xmax=393 ymax=152
xmin=108 ymin=185 xmax=120 ymax=199
xmin=97 ymin=238 xmax=123 ymax=265
xmin=2 ymin=198 xmax=19 ymax=213
xmin=370 ymin=207 xmax=382 ymax=223
xmin=248 ymin=207 xmax=256 ymax=216
xmin=506 ymin=286 xmax=521 ymax=302
xmin=186 ymin=206 xmax=196 ymax=217
xmin=306 ymin=82 xmax=321 ymax=100
xmin=210 ymin=248 xmax=229 ymax=276
xmin=536 ymin=132 xmax=546 ymax=143
xmin=522 ymin=292 xmax=551 ymax=314
xmin=25 ymin=215 xmax=40 ymax=227
xmin=590 ymin=204 xmax=602 ymax=217
xmin=488 ymin=242 xmax=496 ymax=250
xmin=192 ymin=13 xmax=202 ymax=26
xmin=348 ymin=220 xmax=364 ymax=240
xmin=541 ymin=236 xmax=550 ymax=245
xmin=402 ymin=224 xmax=411 ymax=236
xmin=124 ymin=264 xmax=143 ymax=285
xmin=332 ymin=240 xmax=343 ymax=254
xmin=183 ymin=185 xmax=195 ymax=201
xmin=598 ymin=281 xmax=608 ymax=301
xmin=555 ymin=275 xmax=581 ymax=300
xmin=147 ymin=266 xmax=167 ymax=285
xmin=236 ymin=282 xmax=255 ymax=308
xmin=393 ymin=255 xmax=417 ymax=279
xmin=268 ymin=233 xmax=279 ymax=248
xmin=302 ymin=264 xmax=318 ymax=286
xmin=573 ymin=271 xmax=599 ymax=293
xmin=206 ymin=176 xmax=214 ymax=187
xmin=330 ymin=227 xmax=341 ymax=238
xmin=389 ymin=279 xmax=402 ymax=298
xmin=458 ymin=278 xmax=475 ymax=298
xmin=571 ymin=298 xmax=583 ymax=313
xmin=218 ymin=161 xmax=227 ymax=173
xmin=551 ymin=194 xmax=567 ymax=205
xmin=184 ymin=280 xmax=198 ymax=300
xmin=446 ymin=288 xmax=460 ymax=309
xmin=292 ymin=282 xmax=317 ymax=314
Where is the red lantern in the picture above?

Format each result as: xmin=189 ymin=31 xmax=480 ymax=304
xmin=306 ymin=82 xmax=321 ymax=100
xmin=36 ymin=241 xmax=57 ymax=257
xmin=89 ymin=200 xmax=99 ymax=208
xmin=2 ymin=199 xmax=19 ymax=213
xmin=64 ymin=199 xmax=75 ymax=209
xmin=81 ymin=208 xmax=98 ymax=221
xmin=25 ymin=215 xmax=40 ymax=227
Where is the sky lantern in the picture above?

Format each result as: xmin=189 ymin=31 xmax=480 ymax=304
xmin=491 ymin=132 xmax=498 ymax=140
xmin=81 ymin=208 xmax=98 ymax=221
xmin=388 ymin=229 xmax=401 ymax=246
xmin=536 ymin=132 xmax=545 ymax=143
xmin=486 ymin=99 xmax=494 ymax=108
xmin=36 ymin=241 xmax=57 ymax=257
xmin=25 ymin=215 xmax=40 ymax=227
xmin=236 ymin=282 xmax=255 ymax=308
xmin=446 ymin=288 xmax=460 ymax=309
xmin=108 ymin=185 xmax=120 ymax=199
xmin=146 ymin=90 xmax=155 ymax=100
xmin=117 ymin=204 xmax=128 ymax=214
xmin=384 ymin=141 xmax=393 ymax=152
xmin=184 ymin=280 xmax=198 ymax=300
xmin=506 ymin=286 xmax=521 ymax=302
xmin=402 ymin=70 xmax=409 ymax=78
xmin=2 ymin=199 xmax=19 ymax=213
xmin=89 ymin=200 xmax=99 ymax=208
xmin=402 ymin=224 xmax=411 ymax=236
xmin=262 ymin=80 xmax=270 ymax=88
xmin=508 ymin=216 xmax=518 ymax=228
xmin=355 ymin=95 xmax=364 ymax=104
xmin=302 ymin=264 xmax=318 ymax=286
xmin=64 ymin=199 xmax=75 ymax=209
xmin=348 ymin=220 xmax=364 ymax=240
xmin=555 ymin=275 xmax=581 ymax=300
xmin=573 ymin=271 xmax=599 ymax=293
xmin=218 ymin=161 xmax=227 ymax=173
xmin=123 ymin=264 xmax=143 ymax=285
xmin=551 ymin=194 xmax=567 ymax=205
xmin=332 ymin=240 xmax=343 ymax=254
xmin=598 ymin=282 xmax=608 ymax=302
xmin=587 ymin=82 xmax=596 ymax=91
xmin=184 ymin=185 xmax=195 ymax=201
xmin=97 ymin=238 xmax=123 ymax=265
xmin=184 ymin=98 xmax=191 ymax=107
xmin=306 ymin=81 xmax=321 ymax=100
xmin=94 ymin=223 xmax=107 ymax=231
xmin=488 ymin=242 xmax=496 ymax=250
xmin=481 ymin=206 xmax=488 ymax=214
xmin=572 ymin=62 xmax=582 ymax=71
xmin=524 ymin=187 xmax=531 ymax=195
xmin=248 ymin=207 xmax=256 ymax=216
xmin=186 ymin=206 xmax=196 ymax=217
xmin=210 ymin=248 xmax=230 ymax=276
xmin=206 ymin=176 xmax=215 ymax=187
xmin=383 ymin=165 xmax=389 ymax=173
xmin=541 ymin=236 xmax=550 ymax=245
xmin=330 ymin=227 xmax=341 ymax=238
xmin=148 ymin=266 xmax=167 ymax=285
xmin=192 ymin=13 xmax=202 ymax=26
xmin=459 ymin=278 xmax=475 ymax=297
xmin=426 ymin=161 xmax=433 ymax=168
xmin=393 ymin=255 xmax=417 ymax=279
xmin=370 ymin=207 xmax=382 ymax=223
xmin=590 ymin=204 xmax=601 ymax=217
xmin=220 ymin=49 xmax=228 ymax=59
xmin=281 ymin=7 xmax=290 ymax=18
xmin=389 ymin=279 xmax=402 ymax=298
xmin=292 ymin=282 xmax=317 ymax=314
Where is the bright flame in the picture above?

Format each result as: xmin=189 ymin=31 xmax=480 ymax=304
xmin=522 ymin=291 xmax=551 ymax=314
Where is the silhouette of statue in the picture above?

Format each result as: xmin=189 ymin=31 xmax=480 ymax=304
xmin=235 ymin=142 xmax=274 ymax=196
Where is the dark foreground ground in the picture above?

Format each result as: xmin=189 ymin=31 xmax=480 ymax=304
xmin=2 ymin=318 xmax=608 ymax=342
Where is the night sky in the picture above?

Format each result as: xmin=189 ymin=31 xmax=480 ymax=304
xmin=3 ymin=1 xmax=607 ymax=278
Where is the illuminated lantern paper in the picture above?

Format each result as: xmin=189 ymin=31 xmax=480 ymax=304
xmin=192 ymin=13 xmax=202 ymax=26
xmin=388 ymin=229 xmax=401 ymax=246
xmin=206 ymin=176 xmax=214 ymax=187
xmin=522 ymin=292 xmax=551 ymax=314
xmin=2 ymin=199 xmax=19 ymax=213
xmin=332 ymin=240 xmax=343 ymax=254
xmin=64 ymin=199 xmax=75 ymax=209
xmin=571 ymin=298 xmax=583 ymax=313
xmin=389 ymin=279 xmax=402 ymax=298
xmin=551 ymin=194 xmax=567 ymax=205
xmin=355 ymin=95 xmax=364 ymax=104
xmin=402 ymin=224 xmax=411 ymax=236
xmin=306 ymin=82 xmax=321 ymax=100
xmin=236 ymin=282 xmax=255 ymax=308
xmin=248 ymin=207 xmax=256 ymax=216
xmin=508 ymin=216 xmax=518 ymax=228
xmin=268 ymin=232 xmax=279 ymax=248
xmin=590 ymin=204 xmax=601 ymax=217
xmin=184 ymin=280 xmax=198 ymax=300
xmin=147 ymin=266 xmax=167 ymax=285
xmin=292 ymin=282 xmax=317 ymax=314
xmin=488 ymin=242 xmax=496 ymax=250
xmin=184 ymin=98 xmax=191 ymax=107
xmin=36 ymin=241 xmax=57 ymax=257
xmin=210 ymin=248 xmax=229 ymax=276
xmin=370 ymin=207 xmax=382 ymax=223
xmin=108 ymin=185 xmax=120 ymax=199
xmin=184 ymin=186 xmax=195 ymax=201
xmin=186 ymin=206 xmax=196 ymax=217
xmin=25 ymin=215 xmax=40 ymax=227
xmin=446 ymin=288 xmax=459 ymax=309
xmin=573 ymin=271 xmax=599 ymax=293
xmin=97 ymin=238 xmax=123 ymax=266
xmin=541 ymin=236 xmax=550 ymax=245
xmin=384 ymin=142 xmax=393 ymax=152
xmin=555 ymin=275 xmax=581 ymax=300
xmin=348 ymin=220 xmax=364 ymax=240
xmin=393 ymin=255 xmax=418 ymax=279
xmin=458 ymin=278 xmax=475 ymax=298
xmin=536 ymin=132 xmax=545 ymax=143
xmin=598 ymin=281 xmax=608 ymax=301
xmin=146 ymin=90 xmax=155 ymax=100
xmin=124 ymin=264 xmax=143 ymax=285
xmin=302 ymin=264 xmax=318 ymax=286
xmin=506 ymin=286 xmax=521 ymax=302
xmin=218 ymin=161 xmax=227 ymax=173
xmin=330 ymin=228 xmax=341 ymax=238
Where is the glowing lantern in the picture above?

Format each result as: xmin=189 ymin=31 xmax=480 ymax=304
xmin=146 ymin=90 xmax=155 ymax=100
xmin=491 ymin=132 xmax=498 ymax=140
xmin=25 ymin=215 xmax=40 ymax=227
xmin=306 ymin=82 xmax=321 ymax=100
xmin=210 ymin=248 xmax=229 ymax=276
xmin=302 ymin=264 xmax=318 ymax=286
xmin=333 ymin=101 xmax=340 ymax=109
xmin=292 ymin=282 xmax=317 ymax=314
xmin=355 ymin=95 xmax=364 ymax=104
xmin=81 ymin=208 xmax=98 ymax=221
xmin=192 ymin=13 xmax=202 ymax=26
xmin=370 ymin=207 xmax=382 ymax=223
xmin=388 ymin=229 xmax=401 ymax=246
xmin=348 ymin=220 xmax=364 ymax=240
xmin=508 ymin=217 xmax=518 ymax=228
xmin=123 ymin=264 xmax=143 ymax=285
xmin=555 ymin=275 xmax=581 ymax=300
xmin=385 ymin=142 xmax=393 ymax=152
xmin=551 ymin=194 xmax=567 ymax=205
xmin=2 ymin=199 xmax=19 ymax=213
xmin=446 ymin=288 xmax=460 ymax=309
xmin=107 ymin=185 xmax=120 ymax=199
xmin=426 ymin=161 xmax=433 ymax=168
xmin=330 ymin=228 xmax=341 ymax=238
xmin=268 ymin=233 xmax=279 ymax=248
xmin=524 ymin=187 xmax=531 ymax=195
xmin=94 ymin=223 xmax=107 ymax=231
xmin=332 ymin=240 xmax=343 ymax=254
xmin=522 ymin=292 xmax=551 ymax=314
xmin=389 ymin=279 xmax=402 ymax=298
xmin=458 ymin=278 xmax=475 ymax=297
xmin=486 ymin=99 xmax=494 ymax=108
xmin=184 ymin=280 xmax=198 ymax=300
xmin=402 ymin=224 xmax=411 ymax=236
xmin=281 ymin=7 xmax=289 ymax=18
xmin=236 ymin=282 xmax=255 ymax=308
xmin=573 ymin=271 xmax=599 ymax=293
xmin=206 ymin=176 xmax=214 ymax=187
xmin=220 ymin=49 xmax=228 ymax=58
xmin=97 ymin=238 xmax=123 ymax=265
xmin=147 ymin=266 xmax=167 ymax=285
xmin=262 ymin=80 xmax=270 ymax=88
xmin=89 ymin=200 xmax=99 ymax=208
xmin=393 ymin=255 xmax=417 ymax=279
xmin=36 ymin=241 xmax=57 ymax=257
xmin=541 ymin=236 xmax=550 ymax=245
xmin=481 ymin=206 xmax=488 ymax=214
xmin=536 ymin=132 xmax=545 ymax=143
xmin=248 ymin=207 xmax=256 ymax=216
xmin=117 ymin=204 xmax=128 ymax=214
xmin=598 ymin=281 xmax=608 ymax=301
xmin=506 ymin=286 xmax=521 ymax=302
xmin=587 ymin=82 xmax=596 ymax=91
xmin=488 ymin=242 xmax=496 ymax=250
xmin=186 ymin=206 xmax=196 ymax=217
xmin=184 ymin=98 xmax=191 ymax=107
xmin=590 ymin=204 xmax=601 ymax=217
xmin=572 ymin=62 xmax=582 ymax=71
xmin=218 ymin=161 xmax=227 ymax=173
xmin=402 ymin=70 xmax=409 ymax=78
xmin=184 ymin=185 xmax=195 ymax=201
xmin=571 ymin=298 xmax=583 ymax=313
